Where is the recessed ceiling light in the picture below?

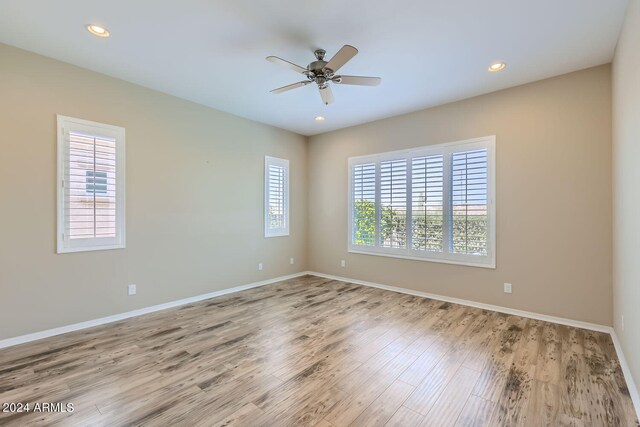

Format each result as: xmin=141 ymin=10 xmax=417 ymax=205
xmin=488 ymin=62 xmax=506 ymax=72
xmin=315 ymin=116 xmax=325 ymax=122
xmin=86 ymin=24 xmax=110 ymax=38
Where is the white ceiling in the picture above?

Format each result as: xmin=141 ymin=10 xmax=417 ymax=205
xmin=0 ymin=0 xmax=628 ymax=136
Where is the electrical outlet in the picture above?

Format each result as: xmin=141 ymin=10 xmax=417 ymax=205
xmin=128 ymin=284 xmax=137 ymax=296
xmin=503 ymin=283 xmax=512 ymax=294
xmin=290 ymin=257 xmax=294 ymax=265
xmin=258 ymin=263 xmax=263 ymax=271
xmin=340 ymin=260 xmax=346 ymax=268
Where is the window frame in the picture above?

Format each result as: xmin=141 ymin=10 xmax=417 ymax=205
xmin=348 ymin=136 xmax=496 ymax=268
xmin=264 ymin=156 xmax=290 ymax=238
xmin=56 ymin=115 xmax=126 ymax=253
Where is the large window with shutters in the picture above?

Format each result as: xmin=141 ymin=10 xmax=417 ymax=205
xmin=348 ymin=136 xmax=495 ymax=268
xmin=264 ymin=156 xmax=289 ymax=237
xmin=56 ymin=115 xmax=125 ymax=253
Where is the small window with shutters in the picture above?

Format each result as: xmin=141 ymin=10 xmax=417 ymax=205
xmin=56 ymin=115 xmax=125 ymax=253
xmin=264 ymin=156 xmax=289 ymax=237
xmin=348 ymin=136 xmax=495 ymax=268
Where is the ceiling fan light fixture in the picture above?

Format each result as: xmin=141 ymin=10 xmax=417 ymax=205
xmin=266 ymin=45 xmax=381 ymax=105
xmin=488 ymin=62 xmax=506 ymax=72
xmin=314 ymin=116 xmax=325 ymax=122
xmin=86 ymin=24 xmax=110 ymax=37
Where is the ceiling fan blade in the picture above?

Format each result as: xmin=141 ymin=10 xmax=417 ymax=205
xmin=319 ymin=85 xmax=334 ymax=105
xmin=334 ymin=75 xmax=381 ymax=86
xmin=324 ymin=45 xmax=358 ymax=73
xmin=270 ymin=81 xmax=311 ymax=94
xmin=266 ymin=56 xmax=308 ymax=74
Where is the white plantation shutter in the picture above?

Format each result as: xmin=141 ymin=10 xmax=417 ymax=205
xmin=264 ymin=156 xmax=289 ymax=237
xmin=348 ymin=136 xmax=495 ymax=268
xmin=268 ymin=164 xmax=286 ymax=229
xmin=379 ymin=159 xmax=407 ymax=249
xmin=57 ymin=116 xmax=125 ymax=253
xmin=451 ymin=148 xmax=489 ymax=256
xmin=352 ymin=163 xmax=376 ymax=246
xmin=66 ymin=132 xmax=116 ymax=239
xmin=411 ymin=155 xmax=444 ymax=252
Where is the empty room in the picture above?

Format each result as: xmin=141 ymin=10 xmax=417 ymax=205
xmin=1 ymin=0 xmax=640 ymax=426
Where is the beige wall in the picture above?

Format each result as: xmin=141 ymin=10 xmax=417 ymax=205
xmin=0 ymin=43 xmax=308 ymax=340
xmin=0 ymin=41 xmax=617 ymax=341
xmin=308 ymin=65 xmax=613 ymax=325
xmin=613 ymin=0 xmax=640 ymax=395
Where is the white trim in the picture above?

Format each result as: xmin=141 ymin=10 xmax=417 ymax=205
xmin=306 ymin=271 xmax=610 ymax=332
xmin=264 ymin=156 xmax=290 ymax=238
xmin=56 ymin=115 xmax=126 ymax=253
xmin=348 ymin=135 xmax=496 ymax=162
xmin=0 ymin=272 xmax=307 ymax=350
xmin=347 ymin=249 xmax=495 ymax=269
xmin=305 ymin=270 xmax=639 ymax=420
xmin=610 ymin=330 xmax=640 ymax=422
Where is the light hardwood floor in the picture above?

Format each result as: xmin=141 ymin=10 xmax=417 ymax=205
xmin=0 ymin=275 xmax=637 ymax=426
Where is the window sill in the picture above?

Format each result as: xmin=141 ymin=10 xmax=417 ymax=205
xmin=57 ymin=244 xmax=126 ymax=254
xmin=347 ymin=249 xmax=496 ymax=269
xmin=265 ymin=232 xmax=290 ymax=238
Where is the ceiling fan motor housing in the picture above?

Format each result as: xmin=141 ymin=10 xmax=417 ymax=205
xmin=308 ymin=60 xmax=330 ymax=76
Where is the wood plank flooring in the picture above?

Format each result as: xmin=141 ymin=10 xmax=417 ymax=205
xmin=0 ymin=275 xmax=637 ymax=426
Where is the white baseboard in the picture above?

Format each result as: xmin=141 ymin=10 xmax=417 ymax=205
xmin=306 ymin=270 xmax=640 ymax=421
xmin=0 ymin=271 xmax=308 ymax=350
xmin=610 ymin=330 xmax=640 ymax=423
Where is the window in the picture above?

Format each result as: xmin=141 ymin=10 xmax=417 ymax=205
xmin=348 ymin=136 xmax=495 ymax=268
xmin=86 ymin=170 xmax=108 ymax=195
xmin=57 ymin=115 xmax=125 ymax=253
xmin=265 ymin=156 xmax=289 ymax=237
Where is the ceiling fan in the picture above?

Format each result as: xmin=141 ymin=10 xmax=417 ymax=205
xmin=266 ymin=45 xmax=381 ymax=105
